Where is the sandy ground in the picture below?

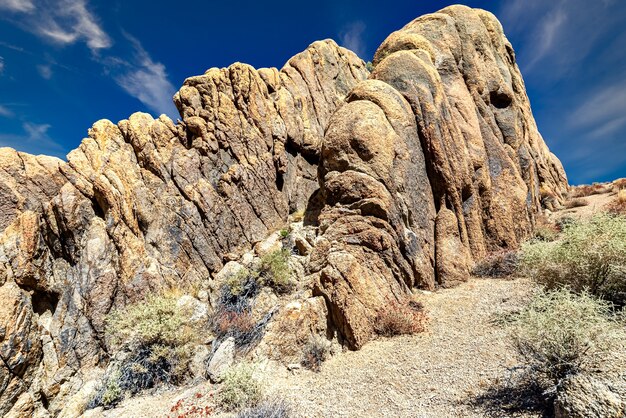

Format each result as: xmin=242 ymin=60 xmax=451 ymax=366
xmin=555 ymin=189 xmax=616 ymax=220
xmin=91 ymin=277 xmax=538 ymax=418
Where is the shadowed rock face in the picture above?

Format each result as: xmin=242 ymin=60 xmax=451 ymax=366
xmin=0 ymin=6 xmax=567 ymax=415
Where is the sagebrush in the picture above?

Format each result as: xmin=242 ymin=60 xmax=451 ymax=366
xmin=259 ymin=249 xmax=293 ymax=293
xmin=510 ymin=289 xmax=622 ymax=391
xmin=91 ymin=294 xmax=202 ymax=409
xmin=237 ymin=398 xmax=293 ymax=418
xmin=218 ymin=363 xmax=264 ymax=411
xmin=520 ymin=214 xmax=626 ymax=305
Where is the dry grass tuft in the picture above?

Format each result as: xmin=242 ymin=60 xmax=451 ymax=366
xmin=607 ymin=189 xmax=626 ymax=215
xmin=374 ymin=298 xmax=426 ymax=337
xmin=564 ymin=197 xmax=588 ymax=209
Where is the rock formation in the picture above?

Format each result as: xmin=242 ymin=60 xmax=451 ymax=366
xmin=0 ymin=5 xmax=567 ymax=416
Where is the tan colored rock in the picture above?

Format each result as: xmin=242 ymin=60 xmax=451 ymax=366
xmin=555 ymin=372 xmax=626 ymax=418
xmin=309 ymin=5 xmax=568 ymax=348
xmin=0 ymin=6 xmax=570 ymax=413
xmin=207 ymin=337 xmax=236 ymax=382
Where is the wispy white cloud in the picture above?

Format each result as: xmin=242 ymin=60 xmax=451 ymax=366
xmin=111 ymin=34 xmax=177 ymax=117
xmin=2 ymin=0 xmax=111 ymax=52
xmin=0 ymin=0 xmax=35 ymax=12
xmin=0 ymin=56 xmax=4 ymax=75
xmin=569 ymin=80 xmax=626 ymax=134
xmin=500 ymin=0 xmax=620 ymax=76
xmin=0 ymin=105 xmax=13 ymax=117
xmin=23 ymin=121 xmax=51 ymax=139
xmin=339 ymin=21 xmax=367 ymax=59
xmin=0 ymin=121 xmax=65 ymax=157
xmin=37 ymin=64 xmax=52 ymax=79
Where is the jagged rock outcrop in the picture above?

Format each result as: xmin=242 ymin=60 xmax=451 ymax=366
xmin=309 ymin=5 xmax=567 ymax=348
xmin=0 ymin=40 xmax=368 ymax=416
xmin=0 ymin=6 xmax=568 ymax=415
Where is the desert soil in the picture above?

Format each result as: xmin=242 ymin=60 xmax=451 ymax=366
xmin=94 ymin=277 xmax=539 ymax=418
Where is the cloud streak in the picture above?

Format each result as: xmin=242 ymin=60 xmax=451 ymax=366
xmin=0 ymin=0 xmax=34 ymax=12
xmin=2 ymin=0 xmax=111 ymax=52
xmin=339 ymin=21 xmax=367 ymax=59
xmin=107 ymin=34 xmax=177 ymax=117
xmin=0 ymin=105 xmax=13 ymax=117
xmin=0 ymin=122 xmax=65 ymax=157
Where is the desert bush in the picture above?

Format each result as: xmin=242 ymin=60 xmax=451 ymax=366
xmin=259 ymin=249 xmax=293 ymax=293
xmin=520 ymin=214 xmax=626 ymax=305
xmin=237 ymin=398 xmax=293 ymax=418
xmin=373 ymin=298 xmax=426 ymax=337
xmin=218 ymin=363 xmax=264 ymax=411
xmin=612 ymin=178 xmax=626 ymax=191
xmin=91 ymin=294 xmax=202 ymax=408
xmin=211 ymin=276 xmax=272 ymax=351
xmin=106 ymin=294 xmax=196 ymax=348
xmin=563 ymin=197 xmax=588 ymax=209
xmin=607 ymin=189 xmax=626 ymax=215
xmin=473 ymin=250 xmax=519 ymax=277
xmin=300 ymin=335 xmax=332 ymax=372
xmin=571 ymin=184 xmax=611 ymax=198
xmin=510 ymin=289 xmax=621 ymax=390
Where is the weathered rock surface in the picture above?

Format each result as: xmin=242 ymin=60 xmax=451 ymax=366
xmin=309 ymin=5 xmax=567 ymax=348
xmin=0 ymin=6 xmax=568 ymax=415
xmin=0 ymin=40 xmax=367 ymax=416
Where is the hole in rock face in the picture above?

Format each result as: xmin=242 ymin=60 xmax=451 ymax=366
xmin=490 ymin=90 xmax=513 ymax=109
xmin=32 ymin=290 xmax=60 ymax=316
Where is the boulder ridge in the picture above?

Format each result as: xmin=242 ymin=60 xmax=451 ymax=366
xmin=0 ymin=5 xmax=567 ymax=416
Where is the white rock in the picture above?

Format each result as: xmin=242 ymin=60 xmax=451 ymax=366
xmin=207 ymin=337 xmax=236 ymax=382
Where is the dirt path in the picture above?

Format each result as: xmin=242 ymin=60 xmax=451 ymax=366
xmin=264 ymin=277 xmax=537 ymax=418
xmin=92 ymin=277 xmax=537 ymax=418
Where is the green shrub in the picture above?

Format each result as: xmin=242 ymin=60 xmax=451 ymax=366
xmin=106 ymin=294 xmax=196 ymax=348
xmin=520 ymin=214 xmax=626 ymax=305
xmin=510 ymin=289 xmax=621 ymax=390
xmin=91 ymin=294 xmax=203 ymax=409
xmin=259 ymin=249 xmax=293 ymax=293
xmin=218 ymin=363 xmax=264 ymax=411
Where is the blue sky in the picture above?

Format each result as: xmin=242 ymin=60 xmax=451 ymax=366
xmin=0 ymin=0 xmax=624 ymax=184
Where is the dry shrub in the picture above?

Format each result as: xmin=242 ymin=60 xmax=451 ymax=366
xmin=218 ymin=363 xmax=264 ymax=411
xmin=570 ymin=184 xmax=610 ymax=198
xmin=564 ymin=197 xmax=588 ymax=209
xmin=607 ymin=189 xmax=626 ymax=215
xmin=612 ymin=178 xmax=626 ymax=191
xmin=374 ymin=298 xmax=426 ymax=337
xmin=237 ymin=398 xmax=293 ymax=418
xmin=510 ymin=289 xmax=623 ymax=391
xmin=300 ymin=335 xmax=331 ymax=372
xmin=473 ymin=250 xmax=519 ymax=278
xmin=520 ymin=214 xmax=626 ymax=306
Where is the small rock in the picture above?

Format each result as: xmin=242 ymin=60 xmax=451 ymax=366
xmin=177 ymin=295 xmax=208 ymax=322
xmin=207 ymin=337 xmax=236 ymax=382
xmin=254 ymin=232 xmax=283 ymax=257
xmin=189 ymin=345 xmax=211 ymax=380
